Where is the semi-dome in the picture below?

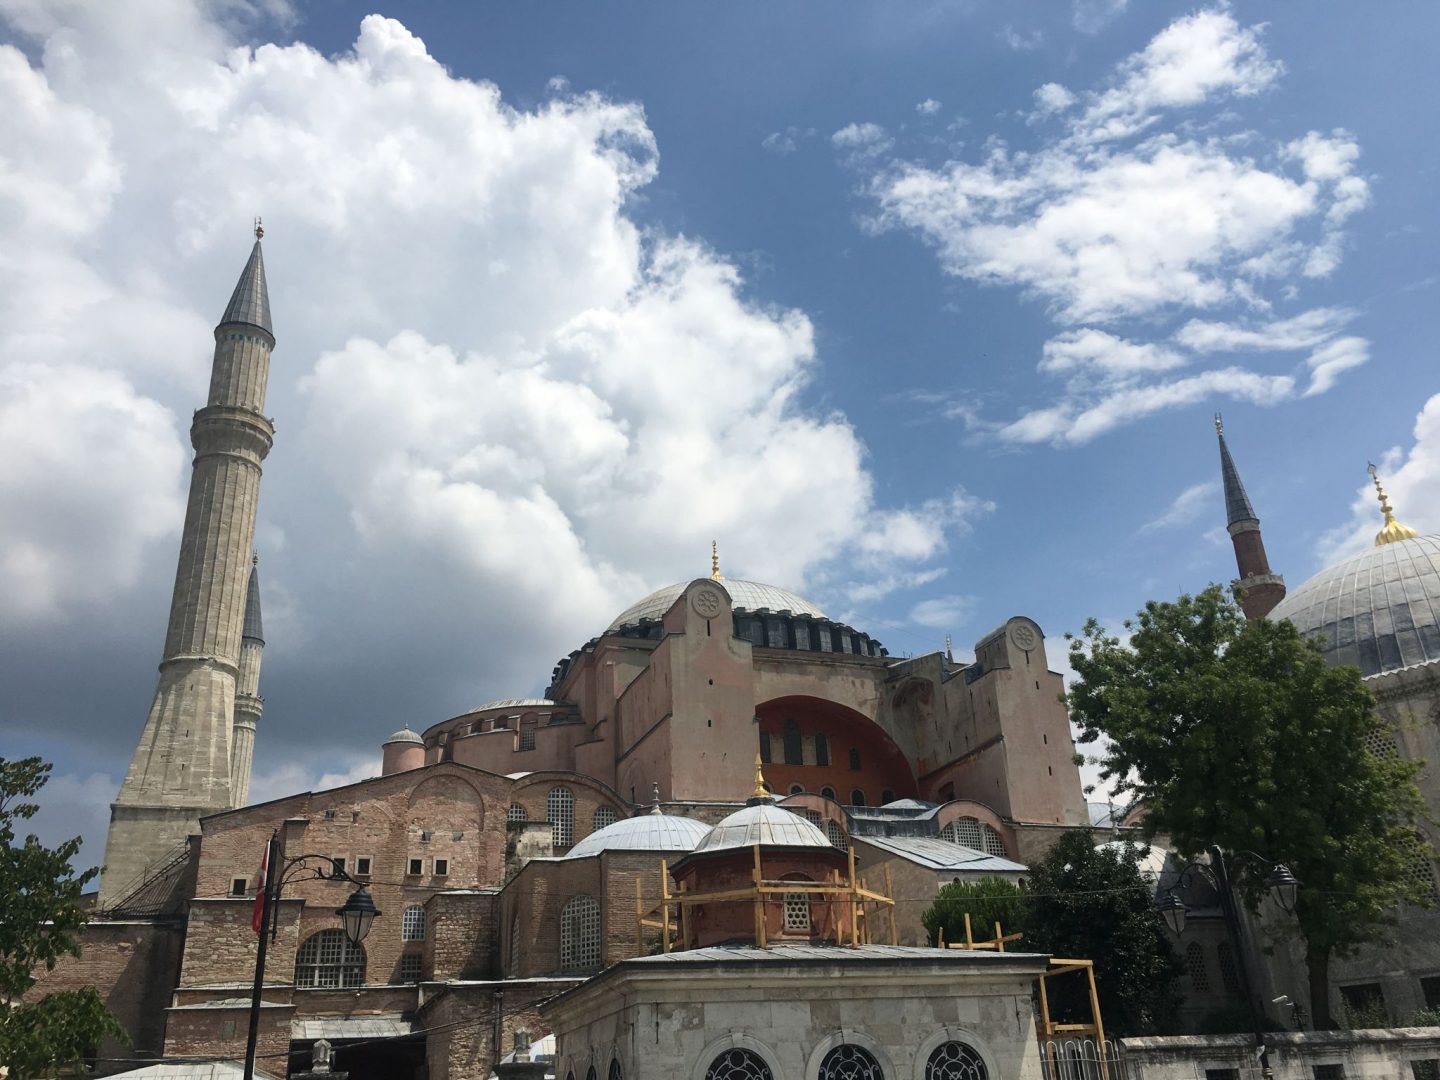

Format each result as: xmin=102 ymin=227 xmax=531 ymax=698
xmin=463 ymin=698 xmax=559 ymax=714
xmin=565 ymin=813 xmax=711 ymax=858
xmin=1269 ymin=534 xmax=1440 ymax=677
xmin=606 ymin=579 xmax=826 ymax=633
xmin=691 ymin=801 xmax=833 ymax=855
xmin=383 ymin=726 xmax=424 ymax=745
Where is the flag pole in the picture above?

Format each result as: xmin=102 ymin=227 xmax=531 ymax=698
xmin=244 ymin=831 xmax=279 ymax=1080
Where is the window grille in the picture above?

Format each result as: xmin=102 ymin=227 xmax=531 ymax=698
xmin=818 ymin=1044 xmax=884 ymax=1080
xmin=815 ymin=734 xmax=830 ymax=766
xmin=548 ymin=787 xmax=575 ymax=847
xmin=560 ymin=894 xmax=600 ymax=970
xmin=704 ymin=1049 xmax=774 ymax=1080
xmin=981 ymin=825 xmax=1008 ymax=859
xmin=944 ymin=817 xmax=984 ymax=850
xmin=826 ymin=820 xmax=846 ymax=850
xmin=804 ymin=809 xmax=822 ymax=826
xmin=1363 ymin=726 xmax=1399 ymax=759
xmin=295 ymin=930 xmax=365 ymax=988
xmin=1403 ymin=840 xmax=1439 ymax=904
xmin=402 ymin=905 xmax=426 ymax=940
xmin=925 ymin=1042 xmax=987 ymax=1080
xmin=1217 ymin=941 xmax=1242 ymax=996
xmin=783 ymin=891 xmax=810 ymax=932
xmin=507 ymin=804 xmax=527 ymax=825
xmin=783 ymin=719 xmax=803 ymax=765
xmin=1187 ymin=941 xmax=1210 ymax=992
xmin=398 ymin=953 xmax=422 ymax=983
xmin=593 ymin=806 xmax=618 ymax=832
xmin=518 ymin=731 xmax=536 ymax=752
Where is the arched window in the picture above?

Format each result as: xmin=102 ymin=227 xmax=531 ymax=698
xmin=783 ymin=719 xmax=803 ymax=765
xmin=507 ymin=803 xmax=527 ymax=825
xmin=586 ymin=1067 xmax=598 ymax=1080
xmin=848 ymin=748 xmax=861 ymax=771
xmin=925 ymin=1041 xmax=988 ymax=1080
xmin=402 ymin=904 xmax=426 ymax=941
xmin=789 ymin=784 xmax=804 ymax=795
xmin=881 ymin=789 xmax=896 ymax=804
xmin=509 ymin=915 xmax=520 ymax=978
xmin=821 ymin=786 xmax=836 ymax=800
xmin=850 ymin=789 xmax=866 ymax=806
xmin=560 ymin=894 xmax=600 ymax=970
xmin=980 ymin=825 xmax=1008 ymax=859
xmin=1186 ymin=941 xmax=1209 ymax=992
xmin=815 ymin=733 xmax=831 ymax=766
xmin=593 ymin=806 xmax=618 ymax=831
xmin=1217 ymin=941 xmax=1242 ymax=996
xmin=609 ymin=1061 xmax=624 ymax=1080
xmin=705 ymin=1048 xmax=774 ymax=1080
xmin=295 ymin=929 xmax=365 ymax=988
xmin=943 ymin=817 xmax=984 ymax=850
xmin=826 ymin=820 xmax=846 ymax=850
xmin=548 ymin=786 xmax=574 ymax=847
xmin=819 ymin=1044 xmax=885 ymax=1080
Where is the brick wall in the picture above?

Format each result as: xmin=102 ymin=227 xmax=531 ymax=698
xmin=164 ymin=1001 xmax=292 ymax=1065
xmin=421 ymin=981 xmax=579 ymax=1080
xmin=426 ymin=891 xmax=497 ymax=980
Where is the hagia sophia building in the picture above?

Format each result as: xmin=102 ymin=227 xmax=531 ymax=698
xmin=25 ymin=235 xmax=1440 ymax=1079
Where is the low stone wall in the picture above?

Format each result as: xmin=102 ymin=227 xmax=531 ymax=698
xmin=1120 ymin=1028 xmax=1440 ymax=1080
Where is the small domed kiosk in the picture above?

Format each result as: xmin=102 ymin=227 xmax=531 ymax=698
xmin=381 ymin=726 xmax=425 ymax=775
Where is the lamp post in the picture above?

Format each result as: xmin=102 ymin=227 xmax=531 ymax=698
xmin=243 ymin=831 xmax=383 ymax=1080
xmin=1158 ymin=846 xmax=1299 ymax=1080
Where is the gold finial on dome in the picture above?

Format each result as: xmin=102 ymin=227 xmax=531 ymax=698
xmin=752 ymin=753 xmax=768 ymax=799
xmin=711 ymin=540 xmax=723 ymax=580
xmin=1368 ymin=463 xmax=1420 ymax=547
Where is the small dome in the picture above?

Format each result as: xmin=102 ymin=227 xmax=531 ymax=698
xmin=566 ymin=813 xmax=712 ymax=858
xmin=606 ymin=579 xmax=826 ymax=633
xmin=692 ymin=801 xmax=833 ymax=854
xmin=1270 ymin=534 xmax=1440 ymax=677
xmin=384 ymin=727 xmax=424 ymax=746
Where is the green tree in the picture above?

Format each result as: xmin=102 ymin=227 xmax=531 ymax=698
xmin=1024 ymin=831 xmax=1184 ymax=1037
xmin=1 ymin=757 xmax=126 ymax=1077
xmin=1066 ymin=586 xmax=1433 ymax=1030
xmin=921 ymin=875 xmax=1029 ymax=947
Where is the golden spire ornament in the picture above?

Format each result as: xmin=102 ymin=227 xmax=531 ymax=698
xmin=752 ymin=753 xmax=768 ymax=799
xmin=710 ymin=540 xmax=723 ymax=580
xmin=1368 ymin=463 xmax=1419 ymax=547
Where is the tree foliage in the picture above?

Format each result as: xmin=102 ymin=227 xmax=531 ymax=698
xmin=1066 ymin=585 xmax=1433 ymax=1028
xmin=1023 ymin=831 xmax=1183 ymax=1037
xmin=921 ymin=876 xmax=1028 ymax=948
xmin=1 ymin=757 xmax=126 ymax=1077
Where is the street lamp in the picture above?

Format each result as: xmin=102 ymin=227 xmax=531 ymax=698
xmin=1157 ymin=847 xmax=1300 ymax=1080
xmin=243 ymin=832 xmax=384 ymax=1080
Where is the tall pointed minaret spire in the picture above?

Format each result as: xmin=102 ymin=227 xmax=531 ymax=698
xmin=230 ymin=553 xmax=266 ymax=808
xmin=101 ymin=228 xmax=277 ymax=905
xmin=1214 ymin=414 xmax=1285 ymax=620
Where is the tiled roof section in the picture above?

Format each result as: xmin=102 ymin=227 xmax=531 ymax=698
xmin=220 ymin=240 xmax=272 ymax=335
xmin=1217 ymin=429 xmax=1257 ymax=526
xmin=242 ymin=561 xmax=263 ymax=643
xmin=1269 ymin=534 xmax=1440 ymax=676
xmin=857 ymin=834 xmax=1027 ymax=873
xmin=607 ymin=579 xmax=826 ymax=633
xmin=293 ymin=1016 xmax=414 ymax=1040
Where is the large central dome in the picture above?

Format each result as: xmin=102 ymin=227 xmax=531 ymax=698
xmin=606 ymin=579 xmax=827 ymax=634
xmin=1270 ymin=534 xmax=1440 ymax=677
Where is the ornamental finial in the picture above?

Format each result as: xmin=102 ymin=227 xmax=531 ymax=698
xmin=752 ymin=753 xmax=767 ymax=799
xmin=651 ymin=781 xmax=662 ymax=815
xmin=1214 ymin=412 xmax=1224 ymax=435
xmin=254 ymin=216 xmax=264 ymax=241
xmin=711 ymin=540 xmax=723 ymax=580
xmin=1368 ymin=463 xmax=1420 ymax=547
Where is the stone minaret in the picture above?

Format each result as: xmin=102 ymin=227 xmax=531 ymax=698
xmin=100 ymin=228 xmax=275 ymax=905
xmin=1215 ymin=414 xmax=1285 ymax=620
xmin=230 ymin=555 xmax=265 ymax=808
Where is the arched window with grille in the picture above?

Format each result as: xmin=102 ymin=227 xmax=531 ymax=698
xmin=826 ymin=820 xmax=846 ymax=850
xmin=560 ymin=894 xmax=600 ymax=971
xmin=942 ymin=817 xmax=984 ymax=850
xmin=295 ymin=929 xmax=365 ymax=988
xmin=980 ymin=824 xmax=1008 ymax=858
xmin=704 ymin=1049 xmax=774 ymax=1080
xmin=782 ymin=719 xmax=803 ymax=765
xmin=593 ymin=806 xmax=618 ymax=832
xmin=925 ymin=1041 xmax=988 ymax=1080
xmin=819 ymin=1044 xmax=884 ymax=1080
xmin=782 ymin=876 xmax=812 ymax=933
xmin=1217 ymin=941 xmax=1242 ymax=996
xmin=548 ymin=786 xmax=574 ymax=847
xmin=507 ymin=803 xmax=527 ymax=825
xmin=402 ymin=904 xmax=426 ymax=941
xmin=1186 ymin=941 xmax=1209 ymax=992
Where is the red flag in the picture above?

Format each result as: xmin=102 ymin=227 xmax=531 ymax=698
xmin=252 ymin=840 xmax=269 ymax=934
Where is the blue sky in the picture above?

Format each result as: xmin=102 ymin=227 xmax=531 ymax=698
xmin=2 ymin=0 xmax=1437 ymax=863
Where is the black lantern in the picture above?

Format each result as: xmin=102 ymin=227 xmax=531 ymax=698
xmin=337 ymin=886 xmax=380 ymax=946
xmin=1264 ymin=864 xmax=1300 ymax=914
xmin=1158 ymin=890 xmax=1187 ymax=936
